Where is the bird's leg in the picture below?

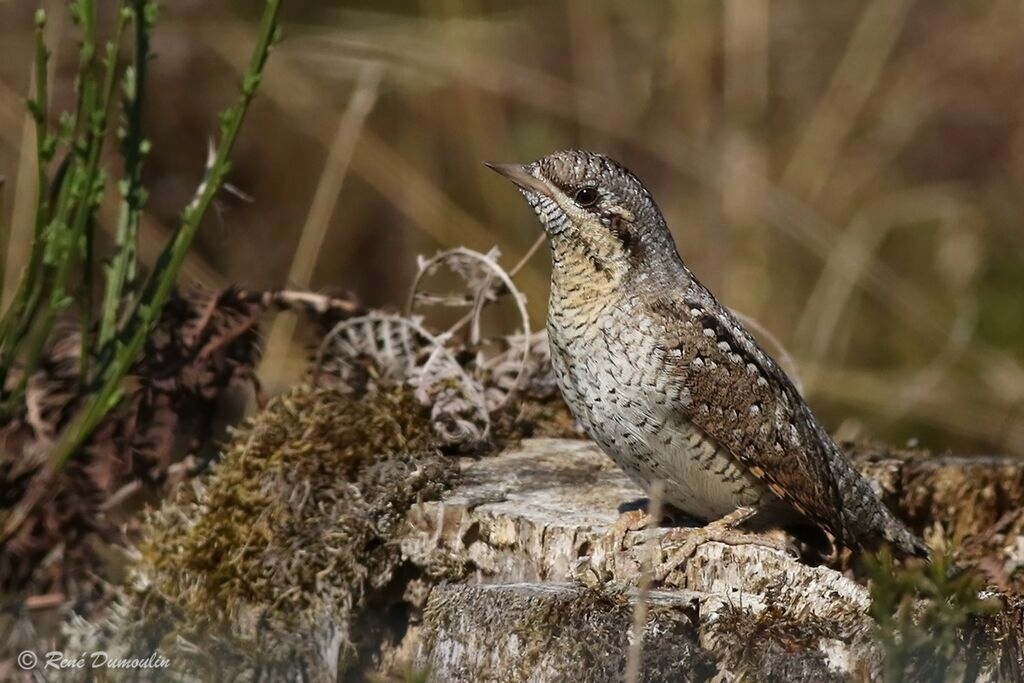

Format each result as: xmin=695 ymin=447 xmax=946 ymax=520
xmin=709 ymin=505 xmax=758 ymax=528
xmin=656 ymin=506 xmax=796 ymax=581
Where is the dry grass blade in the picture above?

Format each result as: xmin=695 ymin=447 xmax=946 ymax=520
xmin=625 ymin=478 xmax=664 ymax=683
xmin=723 ymin=0 xmax=769 ymax=120
xmin=3 ymin=79 xmax=41 ymax=311
xmin=810 ymin=363 xmax=1021 ymax=449
xmin=295 ymin=17 xmax=953 ymax=345
xmin=203 ymin=19 xmax=550 ymax=299
xmin=782 ymin=0 xmax=914 ymax=200
xmin=794 ymin=187 xmax=978 ymax=376
xmin=261 ymin=62 xmax=383 ymax=390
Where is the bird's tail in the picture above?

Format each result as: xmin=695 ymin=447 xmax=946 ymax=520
xmin=831 ymin=441 xmax=930 ymax=560
xmin=880 ymin=517 xmax=931 ymax=560
xmin=852 ymin=501 xmax=930 ymax=560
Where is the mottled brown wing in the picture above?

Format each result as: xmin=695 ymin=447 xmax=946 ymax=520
xmin=645 ymin=284 xmax=854 ymax=543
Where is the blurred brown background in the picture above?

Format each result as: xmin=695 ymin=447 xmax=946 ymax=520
xmin=1 ymin=0 xmax=1022 ymax=456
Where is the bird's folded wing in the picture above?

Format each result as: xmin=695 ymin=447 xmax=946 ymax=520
xmin=646 ymin=285 xmax=853 ymax=542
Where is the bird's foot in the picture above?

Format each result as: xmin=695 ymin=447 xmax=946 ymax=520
xmin=655 ymin=506 xmax=796 ymax=581
xmin=607 ymin=508 xmax=659 ymax=550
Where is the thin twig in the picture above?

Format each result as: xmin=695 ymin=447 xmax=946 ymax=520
xmin=731 ymin=309 xmax=804 ymax=397
xmin=508 ymin=232 xmax=546 ymax=279
xmin=406 ymin=247 xmax=531 ymax=408
xmin=407 ymin=232 xmax=545 ymax=352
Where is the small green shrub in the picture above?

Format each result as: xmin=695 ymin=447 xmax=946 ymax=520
xmin=0 ymin=0 xmax=282 ymax=468
xmin=865 ymin=548 xmax=1000 ymax=682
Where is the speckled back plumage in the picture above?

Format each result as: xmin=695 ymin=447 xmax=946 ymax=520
xmin=491 ymin=149 xmax=928 ymax=558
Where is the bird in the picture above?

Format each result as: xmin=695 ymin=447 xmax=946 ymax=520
xmin=486 ymin=149 xmax=928 ymax=559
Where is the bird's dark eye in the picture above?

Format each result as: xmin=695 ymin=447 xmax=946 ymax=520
xmin=574 ymin=187 xmax=599 ymax=207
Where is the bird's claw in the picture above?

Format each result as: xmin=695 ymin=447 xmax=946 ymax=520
xmin=655 ymin=507 xmax=796 ymax=581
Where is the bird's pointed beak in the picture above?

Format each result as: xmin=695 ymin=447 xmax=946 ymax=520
xmin=484 ymin=161 xmax=553 ymax=198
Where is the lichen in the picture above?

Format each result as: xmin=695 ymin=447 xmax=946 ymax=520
xmin=87 ymin=384 xmax=458 ymax=681
xmin=710 ymin=601 xmax=864 ymax=682
xmin=419 ymin=584 xmax=716 ymax=682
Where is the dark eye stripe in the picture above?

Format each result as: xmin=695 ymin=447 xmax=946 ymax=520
xmin=608 ymin=213 xmax=632 ymax=247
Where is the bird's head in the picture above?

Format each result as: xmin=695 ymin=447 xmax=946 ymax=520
xmin=486 ymin=150 xmax=680 ymax=279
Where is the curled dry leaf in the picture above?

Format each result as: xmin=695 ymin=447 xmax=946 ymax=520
xmin=316 ymin=246 xmax=549 ymax=451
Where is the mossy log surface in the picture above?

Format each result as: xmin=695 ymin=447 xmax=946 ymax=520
xmin=399 ymin=438 xmax=1024 ymax=682
xmin=67 ymin=432 xmax=1024 ymax=682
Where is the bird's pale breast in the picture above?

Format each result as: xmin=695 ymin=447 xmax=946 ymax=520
xmin=547 ymin=284 xmax=772 ymax=521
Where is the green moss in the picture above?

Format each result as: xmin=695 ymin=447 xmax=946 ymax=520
xmin=107 ymin=384 xmax=458 ymax=680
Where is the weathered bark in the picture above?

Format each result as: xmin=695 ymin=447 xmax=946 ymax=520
xmin=417 ymin=583 xmax=713 ymax=682
xmin=416 ymin=581 xmax=877 ymax=682
xmin=397 ymin=438 xmax=1024 ymax=681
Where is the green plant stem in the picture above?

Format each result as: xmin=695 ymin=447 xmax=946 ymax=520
xmin=0 ymin=177 xmax=7 ymax=311
xmin=0 ymin=164 xmax=81 ymax=419
xmin=79 ymin=217 xmax=95 ymax=384
xmin=0 ymin=2 xmax=125 ymax=417
xmin=98 ymin=0 xmax=153 ymax=350
xmin=0 ymin=0 xmax=93 ymax=401
xmin=0 ymin=11 xmax=51 ymax=390
xmin=72 ymin=11 xmax=128 ymax=377
xmin=50 ymin=0 xmax=282 ymax=468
